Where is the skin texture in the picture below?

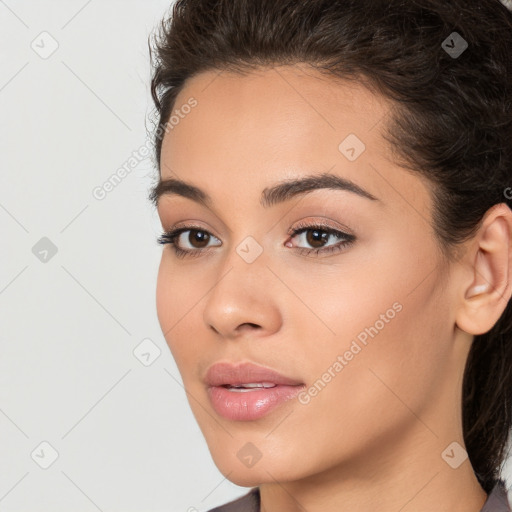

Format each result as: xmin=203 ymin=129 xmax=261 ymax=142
xmin=154 ymin=65 xmax=512 ymax=512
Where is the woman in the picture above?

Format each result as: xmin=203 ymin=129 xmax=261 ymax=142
xmin=147 ymin=0 xmax=512 ymax=510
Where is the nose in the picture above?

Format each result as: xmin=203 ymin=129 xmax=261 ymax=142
xmin=202 ymin=250 xmax=282 ymax=340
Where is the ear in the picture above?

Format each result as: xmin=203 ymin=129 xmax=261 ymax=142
xmin=455 ymin=203 xmax=512 ymax=336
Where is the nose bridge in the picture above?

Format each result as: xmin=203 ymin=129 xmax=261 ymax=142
xmin=202 ymin=235 xmax=281 ymax=337
xmin=215 ymin=231 xmax=269 ymax=293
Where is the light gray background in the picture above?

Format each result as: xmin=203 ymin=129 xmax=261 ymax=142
xmin=0 ymin=1 xmax=511 ymax=511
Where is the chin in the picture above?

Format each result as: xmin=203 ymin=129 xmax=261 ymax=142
xmin=208 ymin=445 xmax=310 ymax=486
xmin=215 ymin=464 xmax=292 ymax=487
xmin=220 ymin=469 xmax=265 ymax=488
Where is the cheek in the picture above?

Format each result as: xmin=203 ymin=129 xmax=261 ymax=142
xmin=313 ymin=266 xmax=449 ymax=424
xmin=155 ymin=254 xmax=204 ymax=364
xmin=287 ymin=236 xmax=450 ymax=409
xmin=272 ymin=280 xmax=450 ymax=477
xmin=155 ymin=254 xmax=177 ymax=334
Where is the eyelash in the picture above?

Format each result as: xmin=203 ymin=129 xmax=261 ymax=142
xmin=156 ymin=221 xmax=356 ymax=259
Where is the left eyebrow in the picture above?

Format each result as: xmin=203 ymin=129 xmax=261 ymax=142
xmin=149 ymin=171 xmax=379 ymax=209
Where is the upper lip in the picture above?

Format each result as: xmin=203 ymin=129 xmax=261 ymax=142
xmin=204 ymin=361 xmax=304 ymax=387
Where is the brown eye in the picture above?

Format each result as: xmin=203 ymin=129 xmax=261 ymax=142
xmin=157 ymin=225 xmax=222 ymax=257
xmin=286 ymin=223 xmax=356 ymax=257
xmin=187 ymin=229 xmax=210 ymax=248
xmin=305 ymin=229 xmax=329 ymax=248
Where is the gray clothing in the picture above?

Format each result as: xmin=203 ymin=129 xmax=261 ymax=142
xmin=208 ymin=479 xmax=511 ymax=512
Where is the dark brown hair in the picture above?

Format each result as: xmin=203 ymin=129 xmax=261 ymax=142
xmin=147 ymin=0 xmax=512 ymax=494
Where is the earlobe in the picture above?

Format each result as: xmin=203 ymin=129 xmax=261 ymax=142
xmin=456 ymin=203 xmax=512 ymax=336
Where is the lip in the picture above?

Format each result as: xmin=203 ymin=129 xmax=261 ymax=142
xmin=204 ymin=361 xmax=305 ymax=421
xmin=204 ymin=361 xmax=304 ymax=387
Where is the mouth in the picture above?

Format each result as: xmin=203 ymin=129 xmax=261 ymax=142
xmin=220 ymin=382 xmax=278 ymax=391
xmin=204 ymin=361 xmax=305 ymax=421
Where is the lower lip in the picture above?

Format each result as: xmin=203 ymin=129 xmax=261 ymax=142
xmin=207 ymin=384 xmax=304 ymax=421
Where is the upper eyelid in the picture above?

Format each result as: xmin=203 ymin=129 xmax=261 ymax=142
xmin=289 ymin=219 xmax=353 ymax=235
xmin=169 ymin=223 xmax=347 ymax=234
xmin=168 ymin=216 xmax=351 ymax=235
xmin=173 ymin=225 xmax=222 ymax=239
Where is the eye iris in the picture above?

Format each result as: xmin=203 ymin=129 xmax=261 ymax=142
xmin=189 ymin=229 xmax=209 ymax=248
xmin=306 ymin=229 xmax=328 ymax=248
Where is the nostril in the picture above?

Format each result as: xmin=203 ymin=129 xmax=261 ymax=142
xmin=239 ymin=322 xmax=260 ymax=330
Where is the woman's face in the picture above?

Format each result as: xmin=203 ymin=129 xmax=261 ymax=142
xmin=155 ymin=65 xmax=467 ymax=485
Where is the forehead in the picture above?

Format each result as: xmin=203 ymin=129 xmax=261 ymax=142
xmin=167 ymin=64 xmax=392 ymax=158
xmin=162 ymin=65 xmax=390 ymax=172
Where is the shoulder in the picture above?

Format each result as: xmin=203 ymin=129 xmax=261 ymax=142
xmin=206 ymin=487 xmax=260 ymax=512
xmin=481 ymin=479 xmax=511 ymax=512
